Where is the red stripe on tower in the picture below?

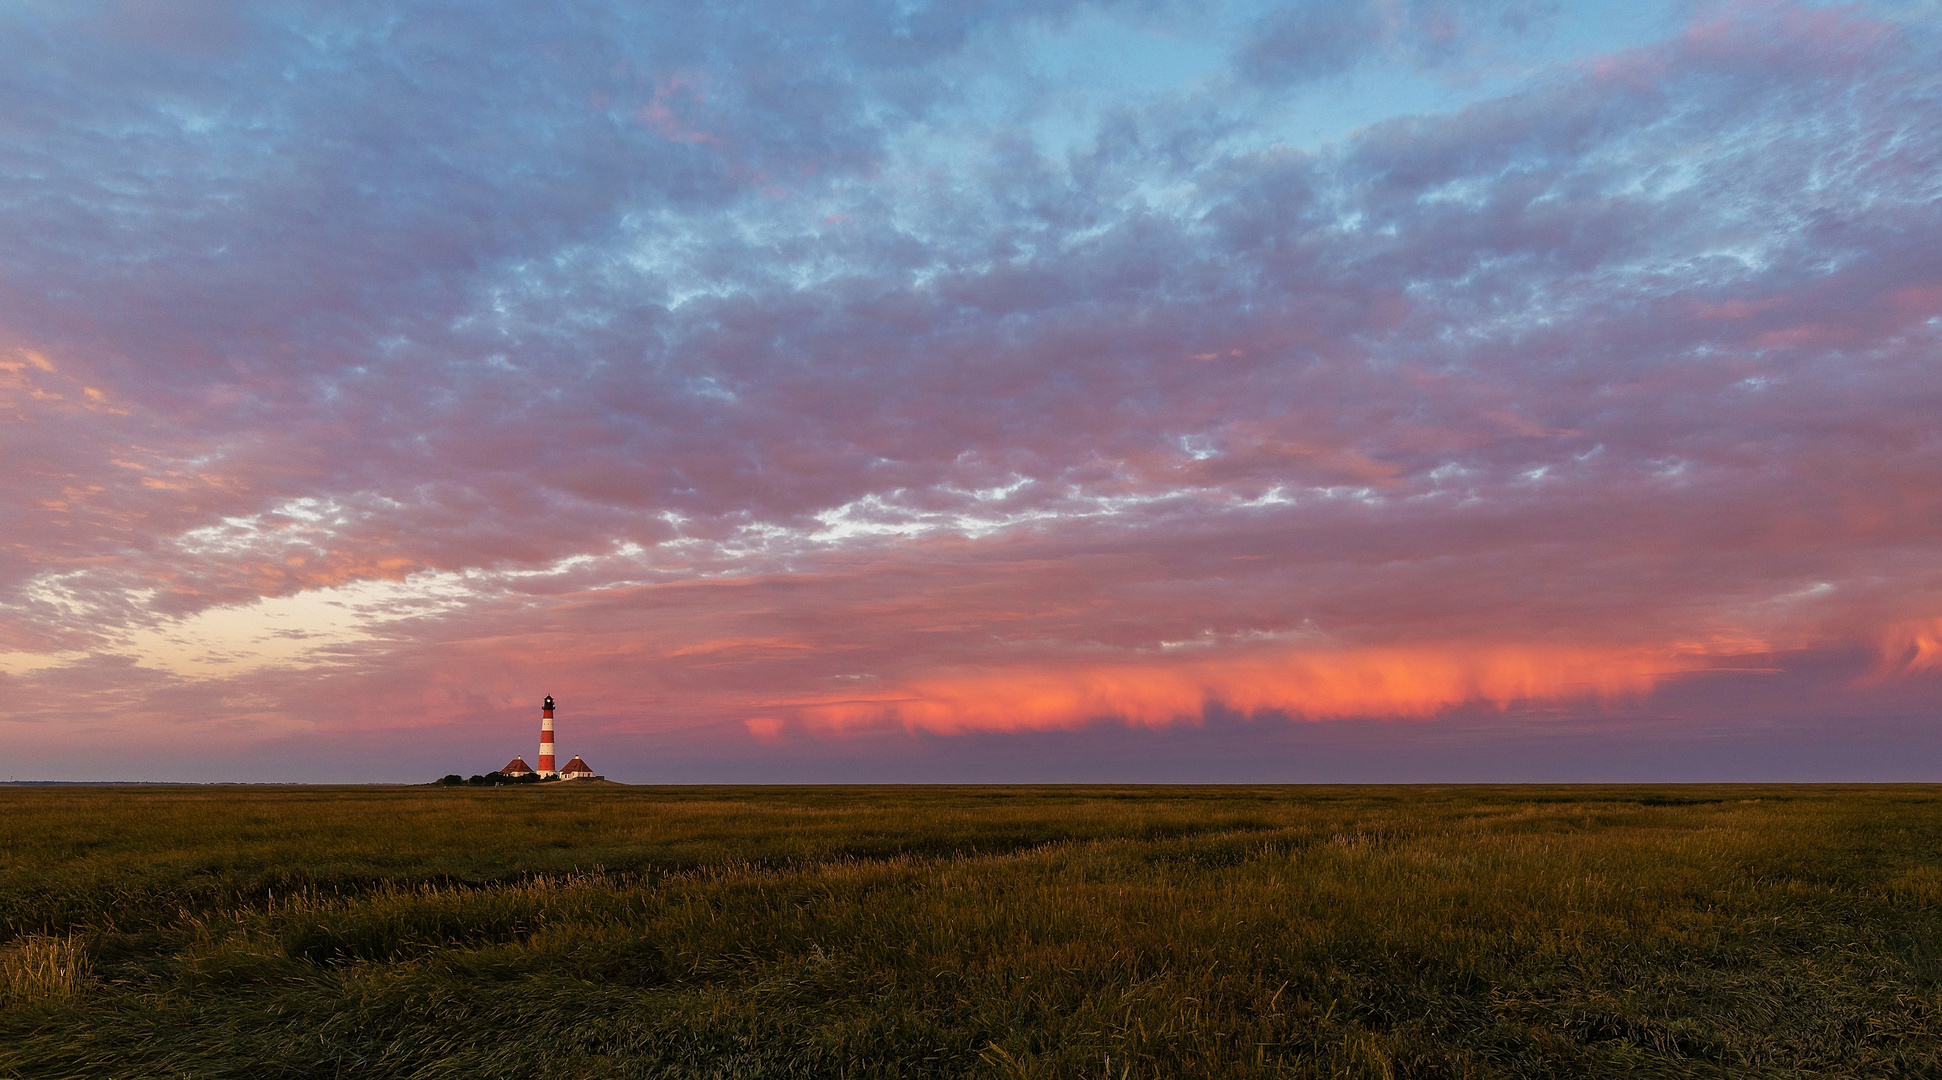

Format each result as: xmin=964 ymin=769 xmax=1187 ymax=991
xmin=539 ymin=695 xmax=557 ymax=776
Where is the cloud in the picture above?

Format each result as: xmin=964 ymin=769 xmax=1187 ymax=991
xmin=1 ymin=1 xmax=1940 ymax=775
xmin=1868 ymin=617 xmax=1942 ymax=682
xmin=790 ymin=643 xmax=1692 ymax=736
xmin=1237 ymin=0 xmax=1557 ymax=87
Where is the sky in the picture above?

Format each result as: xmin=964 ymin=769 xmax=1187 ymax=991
xmin=3 ymin=0 xmax=1941 ymax=783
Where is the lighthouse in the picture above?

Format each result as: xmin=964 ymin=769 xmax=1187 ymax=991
xmin=538 ymin=695 xmax=557 ymax=777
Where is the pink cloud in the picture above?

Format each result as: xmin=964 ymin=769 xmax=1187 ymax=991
xmin=789 ymin=643 xmax=1697 ymax=737
xmin=636 ymin=77 xmax=723 ymax=145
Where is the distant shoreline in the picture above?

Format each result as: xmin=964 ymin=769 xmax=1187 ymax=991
xmin=0 ymin=779 xmax=631 ymax=786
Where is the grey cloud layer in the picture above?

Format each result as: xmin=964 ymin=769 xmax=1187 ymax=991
xmin=1237 ymin=0 xmax=1555 ymax=85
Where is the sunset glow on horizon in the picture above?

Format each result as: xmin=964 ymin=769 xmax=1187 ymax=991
xmin=4 ymin=0 xmax=1941 ymax=782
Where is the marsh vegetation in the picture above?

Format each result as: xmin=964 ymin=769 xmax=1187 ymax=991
xmin=1 ymin=784 xmax=1938 ymax=1077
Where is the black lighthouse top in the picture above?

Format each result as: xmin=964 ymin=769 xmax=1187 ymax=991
xmin=543 ymin=695 xmax=555 ymax=711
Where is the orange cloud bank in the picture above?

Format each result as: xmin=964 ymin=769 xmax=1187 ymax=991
xmin=787 ymin=643 xmax=1721 ymax=736
xmin=1870 ymin=618 xmax=1942 ymax=680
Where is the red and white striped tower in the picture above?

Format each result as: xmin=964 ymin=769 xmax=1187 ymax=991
xmin=538 ymin=695 xmax=557 ymax=777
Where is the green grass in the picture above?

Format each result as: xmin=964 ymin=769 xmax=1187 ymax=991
xmin=2 ymin=784 xmax=1939 ymax=1078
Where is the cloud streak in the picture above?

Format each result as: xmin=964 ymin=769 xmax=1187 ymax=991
xmin=790 ymin=643 xmax=1689 ymax=736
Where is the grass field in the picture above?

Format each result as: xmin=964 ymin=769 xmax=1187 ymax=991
xmin=2 ymin=784 xmax=1939 ymax=1078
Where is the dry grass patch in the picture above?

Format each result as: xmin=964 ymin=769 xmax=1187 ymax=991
xmin=1 ymin=933 xmax=92 ymax=1007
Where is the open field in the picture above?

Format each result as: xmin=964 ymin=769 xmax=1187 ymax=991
xmin=2 ymin=785 xmax=1939 ymax=1078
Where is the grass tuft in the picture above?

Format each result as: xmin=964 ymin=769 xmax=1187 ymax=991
xmin=1 ymin=933 xmax=93 ymax=1007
